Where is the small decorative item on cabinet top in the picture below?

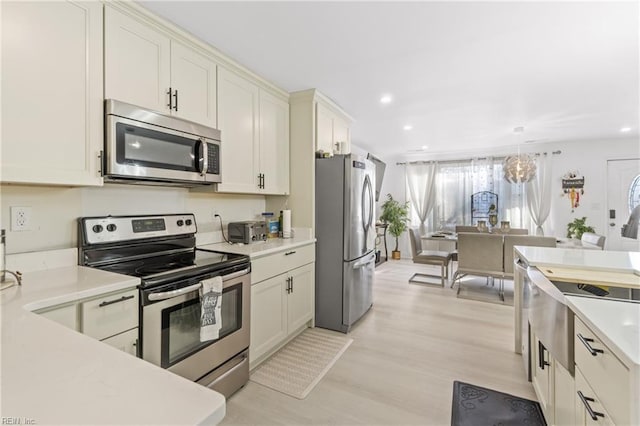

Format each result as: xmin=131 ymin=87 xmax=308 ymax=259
xmin=562 ymin=171 xmax=585 ymax=212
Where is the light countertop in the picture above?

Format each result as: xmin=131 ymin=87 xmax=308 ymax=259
xmin=200 ymin=235 xmax=315 ymax=259
xmin=1 ymin=265 xmax=225 ymax=425
xmin=515 ymin=246 xmax=640 ymax=274
xmin=565 ymin=296 xmax=640 ymax=368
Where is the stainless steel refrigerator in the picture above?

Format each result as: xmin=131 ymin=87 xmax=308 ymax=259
xmin=315 ymin=154 xmax=376 ymax=333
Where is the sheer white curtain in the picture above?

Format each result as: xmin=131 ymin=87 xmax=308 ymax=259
xmin=526 ymin=154 xmax=553 ymax=235
xmin=406 ymin=163 xmax=437 ymax=234
xmin=435 ymin=162 xmax=472 ymax=229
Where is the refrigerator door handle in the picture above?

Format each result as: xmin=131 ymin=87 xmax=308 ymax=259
xmin=353 ymin=252 xmax=376 ymax=269
xmin=362 ymin=174 xmax=374 ymax=233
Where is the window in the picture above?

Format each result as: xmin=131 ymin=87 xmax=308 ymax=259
xmin=406 ymin=157 xmax=528 ymax=232
xmin=629 ymin=174 xmax=640 ymax=213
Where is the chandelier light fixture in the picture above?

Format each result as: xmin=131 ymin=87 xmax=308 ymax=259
xmin=503 ymin=126 xmax=537 ymax=184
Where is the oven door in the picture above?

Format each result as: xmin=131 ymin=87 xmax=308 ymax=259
xmin=142 ymin=268 xmax=250 ymax=382
xmin=105 ymin=114 xmax=221 ymax=184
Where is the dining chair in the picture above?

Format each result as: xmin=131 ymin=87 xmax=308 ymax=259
xmin=580 ymin=232 xmax=606 ymax=250
xmin=451 ymin=233 xmax=504 ymax=292
xmin=408 ymin=228 xmax=453 ymax=287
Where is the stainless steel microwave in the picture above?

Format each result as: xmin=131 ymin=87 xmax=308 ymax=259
xmin=104 ymin=100 xmax=221 ymax=186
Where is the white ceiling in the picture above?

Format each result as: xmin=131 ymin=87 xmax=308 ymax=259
xmin=140 ymin=1 xmax=639 ymax=159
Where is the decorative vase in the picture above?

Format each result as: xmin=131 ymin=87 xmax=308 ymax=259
xmin=489 ymin=214 xmax=498 ymax=228
xmin=392 ymin=250 xmax=401 ymax=260
xmin=500 ymin=221 xmax=511 ymax=233
xmin=476 ymin=220 xmax=488 ymax=232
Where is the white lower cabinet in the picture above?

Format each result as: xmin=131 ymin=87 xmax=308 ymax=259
xmin=35 ymin=287 xmax=139 ymax=356
xmin=102 ymin=328 xmax=139 ymax=357
xmin=531 ymin=314 xmax=635 ymax=426
xmin=531 ymin=334 xmax=555 ymax=423
xmin=574 ymin=316 xmax=632 ymax=426
xmin=38 ymin=303 xmax=78 ymax=331
xmin=249 ymin=244 xmax=315 ymax=368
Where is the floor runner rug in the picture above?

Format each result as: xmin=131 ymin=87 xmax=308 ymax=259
xmin=451 ymin=381 xmax=546 ymax=426
xmin=250 ymin=327 xmax=353 ymax=399
xmin=250 ymin=328 xmax=353 ymax=399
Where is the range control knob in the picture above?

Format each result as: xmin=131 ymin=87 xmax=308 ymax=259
xmin=177 ymin=220 xmax=184 ymax=226
xmin=92 ymin=224 xmax=103 ymax=233
xmin=106 ymin=224 xmax=117 ymax=232
xmin=185 ymin=219 xmax=193 ymax=226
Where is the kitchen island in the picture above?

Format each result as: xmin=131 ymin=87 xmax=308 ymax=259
xmin=513 ymin=246 xmax=640 ymax=425
xmin=1 ymin=253 xmax=226 ymax=425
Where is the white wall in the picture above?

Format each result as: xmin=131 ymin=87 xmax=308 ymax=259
xmin=0 ymin=184 xmax=265 ymax=254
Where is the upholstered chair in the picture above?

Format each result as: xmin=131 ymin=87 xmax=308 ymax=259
xmin=451 ymin=233 xmax=504 ymax=291
xmin=408 ymin=228 xmax=454 ymax=287
xmin=580 ymin=232 xmax=606 ymax=250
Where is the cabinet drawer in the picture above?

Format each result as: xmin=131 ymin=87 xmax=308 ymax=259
xmin=81 ymin=289 xmax=138 ymax=341
xmin=574 ymin=317 xmax=629 ymax=425
xmin=575 ymin=367 xmax=616 ymax=426
xmin=251 ymin=244 xmax=315 ymax=283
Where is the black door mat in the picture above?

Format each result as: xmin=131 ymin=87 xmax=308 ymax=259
xmin=451 ymin=381 xmax=546 ymax=426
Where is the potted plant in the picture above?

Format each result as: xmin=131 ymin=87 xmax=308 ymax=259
xmin=566 ymin=216 xmax=595 ymax=240
xmin=379 ymin=194 xmax=410 ymax=259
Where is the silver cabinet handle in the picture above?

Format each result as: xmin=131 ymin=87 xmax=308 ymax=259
xmin=577 ymin=333 xmax=604 ymax=356
xmin=577 ymin=391 xmax=604 ymax=421
xmin=98 ymin=294 xmax=135 ymax=307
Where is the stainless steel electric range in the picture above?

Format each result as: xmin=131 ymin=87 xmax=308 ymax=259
xmin=78 ymin=213 xmax=250 ymax=398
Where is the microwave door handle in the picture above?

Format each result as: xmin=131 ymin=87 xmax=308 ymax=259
xmin=197 ymin=139 xmax=208 ymax=176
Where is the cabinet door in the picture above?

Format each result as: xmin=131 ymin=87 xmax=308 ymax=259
xmin=38 ymin=303 xmax=78 ymax=331
xmin=250 ymin=275 xmax=287 ymax=363
xmin=1 ymin=1 xmax=103 ymax=186
xmin=316 ymin=102 xmax=334 ymax=154
xmin=102 ymin=328 xmax=139 ymax=357
xmin=333 ymin=116 xmax=351 ymax=154
xmin=259 ymin=90 xmax=290 ymax=195
xmin=105 ymin=6 xmax=170 ymax=113
xmin=554 ymin=359 xmax=576 ymax=426
xmin=170 ymin=41 xmax=217 ymax=127
xmin=532 ymin=337 xmax=554 ymax=424
xmin=217 ymin=68 xmax=260 ymax=193
xmin=287 ymin=263 xmax=314 ymax=332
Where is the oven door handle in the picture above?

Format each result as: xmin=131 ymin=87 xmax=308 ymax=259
xmin=148 ymin=268 xmax=250 ymax=301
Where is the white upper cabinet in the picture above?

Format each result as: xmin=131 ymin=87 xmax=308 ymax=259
xmin=1 ymin=0 xmax=103 ymax=186
xmin=105 ymin=6 xmax=217 ymax=127
xmin=316 ymin=103 xmax=335 ymax=155
xmin=170 ymin=41 xmax=217 ymax=127
xmin=217 ymin=67 xmax=260 ymax=193
xmin=259 ymin=90 xmax=290 ymax=195
xmin=316 ymin=101 xmax=351 ymax=155
xmin=217 ymin=67 xmax=289 ymax=195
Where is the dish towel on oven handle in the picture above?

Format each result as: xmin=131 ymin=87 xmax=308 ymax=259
xmin=200 ymin=276 xmax=223 ymax=342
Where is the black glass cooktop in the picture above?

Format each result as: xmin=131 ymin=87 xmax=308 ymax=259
xmin=94 ymin=248 xmax=249 ymax=288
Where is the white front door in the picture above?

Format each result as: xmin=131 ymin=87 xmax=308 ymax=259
xmin=607 ymin=159 xmax=640 ymax=251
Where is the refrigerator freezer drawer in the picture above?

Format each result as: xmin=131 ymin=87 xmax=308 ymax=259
xmin=343 ymin=251 xmax=375 ymax=330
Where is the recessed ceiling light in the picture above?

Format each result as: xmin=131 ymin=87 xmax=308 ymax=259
xmin=403 ymin=125 xmax=413 ymax=131
xmin=421 ymin=145 xmax=428 ymax=150
xmin=380 ymin=95 xmax=392 ymax=104
xmin=620 ymin=127 xmax=632 ymax=133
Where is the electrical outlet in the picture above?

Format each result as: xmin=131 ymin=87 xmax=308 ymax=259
xmin=11 ymin=206 xmax=32 ymax=231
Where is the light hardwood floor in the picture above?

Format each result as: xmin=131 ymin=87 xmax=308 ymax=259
xmin=222 ymin=259 xmax=535 ymax=426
